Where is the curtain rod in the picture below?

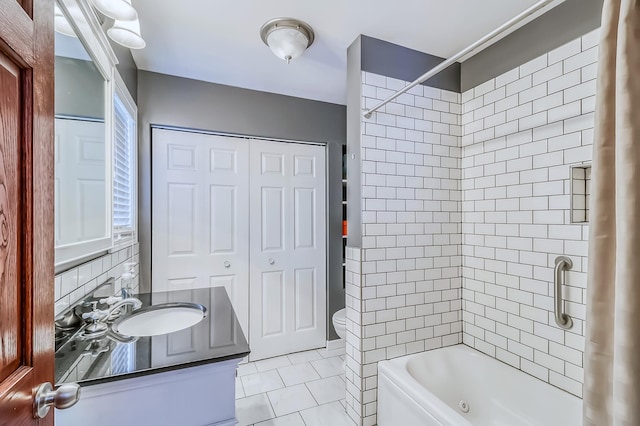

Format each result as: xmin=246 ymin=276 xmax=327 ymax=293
xmin=362 ymin=0 xmax=557 ymax=119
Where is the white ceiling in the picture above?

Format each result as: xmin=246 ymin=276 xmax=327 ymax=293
xmin=131 ymin=0 xmax=545 ymax=105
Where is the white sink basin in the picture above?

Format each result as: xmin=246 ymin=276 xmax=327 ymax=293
xmin=112 ymin=303 xmax=207 ymax=337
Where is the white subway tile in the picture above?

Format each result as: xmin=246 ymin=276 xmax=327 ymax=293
xmin=548 ymin=70 xmax=581 ymax=94
xmin=423 ymin=86 xmax=442 ymax=100
xmin=563 ymin=46 xmax=598 ymax=73
xmin=519 ymin=112 xmax=548 ymax=131
xmin=519 ymin=83 xmax=548 ymax=104
xmin=533 ymin=92 xmax=563 ymax=113
xmin=506 ymin=75 xmax=533 ymax=97
xmin=60 ymin=269 xmax=79 ymax=297
xmin=495 ymin=94 xmax=519 ymax=114
xmin=483 ymin=86 xmax=506 ymax=105
xmin=520 ymin=54 xmax=548 ymax=77
xmin=474 ymin=79 xmax=496 ymax=98
xmin=495 ymin=68 xmax=520 ymax=88
xmin=548 ymin=101 xmax=582 ymax=123
xmin=532 ymin=121 xmax=563 ymax=141
xmin=532 ymin=62 xmax=563 ymax=86
xmin=564 ymin=112 xmax=595 ymax=134
xmin=507 ymin=103 xmax=533 ymax=122
xmin=548 ymin=39 xmax=581 ymax=64
xmin=564 ymin=80 xmax=597 ymax=103
xmin=581 ymin=62 xmax=598 ymax=82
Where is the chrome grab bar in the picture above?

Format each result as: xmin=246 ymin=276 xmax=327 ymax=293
xmin=553 ymin=256 xmax=573 ymax=330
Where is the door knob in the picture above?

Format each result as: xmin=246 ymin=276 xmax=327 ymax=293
xmin=224 ymin=261 xmax=231 ymax=268
xmin=34 ymin=382 xmax=81 ymax=418
xmin=268 ymin=258 xmax=275 ymax=265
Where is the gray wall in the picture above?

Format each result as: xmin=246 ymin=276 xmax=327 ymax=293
xmin=346 ymin=37 xmax=363 ymax=248
xmin=110 ymin=41 xmax=138 ymax=102
xmin=461 ymin=0 xmax=604 ymax=90
xmin=137 ymin=71 xmax=347 ymax=340
xmin=55 ymin=57 xmax=104 ymax=119
xmin=361 ymin=35 xmax=461 ymax=93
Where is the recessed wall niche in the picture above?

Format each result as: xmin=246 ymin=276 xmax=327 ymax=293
xmin=570 ymin=164 xmax=592 ymax=224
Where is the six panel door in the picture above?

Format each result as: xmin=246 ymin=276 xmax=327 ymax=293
xmin=248 ymin=140 xmax=326 ymax=360
xmin=152 ymin=129 xmax=250 ymax=335
xmin=0 ymin=0 xmax=55 ymax=423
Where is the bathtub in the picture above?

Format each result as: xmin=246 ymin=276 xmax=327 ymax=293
xmin=377 ymin=344 xmax=582 ymax=426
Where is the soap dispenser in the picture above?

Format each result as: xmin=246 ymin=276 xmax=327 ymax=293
xmin=120 ymin=262 xmax=136 ymax=298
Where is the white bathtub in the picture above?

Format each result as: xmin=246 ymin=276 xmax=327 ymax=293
xmin=378 ymin=344 xmax=582 ymax=426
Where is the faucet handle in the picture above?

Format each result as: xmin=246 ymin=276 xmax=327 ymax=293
xmin=81 ymin=302 xmax=108 ymax=322
xmin=99 ymin=296 xmax=122 ymax=306
xmin=81 ymin=310 xmax=107 ymax=322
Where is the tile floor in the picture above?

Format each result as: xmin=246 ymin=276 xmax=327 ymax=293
xmin=235 ymin=347 xmax=355 ymax=426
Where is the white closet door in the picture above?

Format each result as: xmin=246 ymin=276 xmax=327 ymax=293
xmin=249 ymin=140 xmax=326 ymax=360
xmin=152 ymin=128 xmax=249 ymax=335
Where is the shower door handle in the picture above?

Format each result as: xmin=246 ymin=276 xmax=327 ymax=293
xmin=553 ymin=256 xmax=573 ymax=330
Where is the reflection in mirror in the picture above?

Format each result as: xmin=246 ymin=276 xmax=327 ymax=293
xmin=54 ymin=6 xmax=107 ymax=251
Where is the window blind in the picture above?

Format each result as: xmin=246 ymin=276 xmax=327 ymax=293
xmin=113 ymin=94 xmax=135 ymax=239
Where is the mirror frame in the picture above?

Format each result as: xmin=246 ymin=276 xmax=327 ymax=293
xmin=55 ymin=0 xmax=119 ymax=269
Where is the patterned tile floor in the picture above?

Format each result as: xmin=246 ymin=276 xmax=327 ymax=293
xmin=235 ymin=347 xmax=355 ymax=426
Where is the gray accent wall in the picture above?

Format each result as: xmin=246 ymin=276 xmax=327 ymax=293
xmin=361 ymin=35 xmax=461 ymax=93
xmin=137 ymin=71 xmax=347 ymax=340
xmin=461 ymin=0 xmax=604 ymax=90
xmin=346 ymin=37 xmax=363 ymax=248
xmin=110 ymin=41 xmax=138 ymax=102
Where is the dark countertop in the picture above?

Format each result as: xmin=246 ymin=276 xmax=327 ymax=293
xmin=55 ymin=287 xmax=250 ymax=386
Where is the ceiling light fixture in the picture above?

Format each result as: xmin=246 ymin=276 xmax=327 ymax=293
xmin=260 ymin=18 xmax=315 ymax=64
xmin=90 ymin=0 xmax=137 ymax=21
xmin=55 ymin=0 xmax=146 ymax=49
xmin=108 ymin=12 xmax=146 ymax=49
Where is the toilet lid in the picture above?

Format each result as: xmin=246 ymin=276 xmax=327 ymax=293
xmin=333 ymin=308 xmax=346 ymax=325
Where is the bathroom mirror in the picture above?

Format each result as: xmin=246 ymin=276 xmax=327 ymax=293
xmin=54 ymin=2 xmax=112 ymax=267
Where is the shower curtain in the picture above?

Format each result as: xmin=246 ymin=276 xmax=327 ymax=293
xmin=584 ymin=0 xmax=640 ymax=425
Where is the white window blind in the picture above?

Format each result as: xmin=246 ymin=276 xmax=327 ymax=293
xmin=113 ymin=94 xmax=135 ymax=240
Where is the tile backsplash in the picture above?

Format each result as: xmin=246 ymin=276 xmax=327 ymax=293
xmin=54 ymin=243 xmax=140 ymax=316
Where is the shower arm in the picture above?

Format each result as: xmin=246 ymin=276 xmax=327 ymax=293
xmin=362 ymin=0 xmax=558 ymax=119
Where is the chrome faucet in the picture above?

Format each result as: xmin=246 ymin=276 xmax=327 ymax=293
xmin=81 ymin=297 xmax=142 ymax=335
xmin=101 ymin=297 xmax=143 ymax=322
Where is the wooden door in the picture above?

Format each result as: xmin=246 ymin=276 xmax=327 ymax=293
xmin=152 ymin=128 xmax=250 ymax=334
xmin=0 ymin=0 xmax=55 ymax=424
xmin=249 ymin=140 xmax=326 ymax=360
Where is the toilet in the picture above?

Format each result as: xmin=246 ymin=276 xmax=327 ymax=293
xmin=332 ymin=308 xmax=346 ymax=340
xmin=332 ymin=308 xmax=347 ymax=371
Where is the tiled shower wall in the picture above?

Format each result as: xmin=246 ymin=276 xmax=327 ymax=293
xmin=345 ymin=72 xmax=463 ymax=426
xmin=460 ymin=28 xmax=599 ymax=397
xmin=54 ymin=243 xmax=140 ymax=317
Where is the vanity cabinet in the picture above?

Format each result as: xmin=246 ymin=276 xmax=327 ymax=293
xmin=54 ymin=287 xmax=249 ymax=426
xmin=56 ymin=360 xmax=239 ymax=426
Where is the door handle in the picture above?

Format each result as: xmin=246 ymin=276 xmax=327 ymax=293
xmin=268 ymin=258 xmax=275 ymax=265
xmin=224 ymin=261 xmax=231 ymax=268
xmin=34 ymin=382 xmax=81 ymax=418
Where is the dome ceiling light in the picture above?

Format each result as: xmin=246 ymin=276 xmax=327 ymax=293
xmin=260 ymin=18 xmax=315 ymax=64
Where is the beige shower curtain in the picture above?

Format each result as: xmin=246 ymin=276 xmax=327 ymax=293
xmin=584 ymin=0 xmax=640 ymax=424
